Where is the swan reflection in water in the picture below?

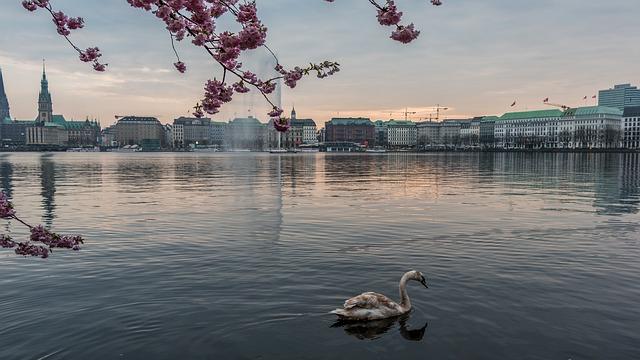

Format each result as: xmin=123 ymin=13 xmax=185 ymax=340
xmin=331 ymin=313 xmax=428 ymax=341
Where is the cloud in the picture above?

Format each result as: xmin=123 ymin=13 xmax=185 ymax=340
xmin=0 ymin=0 xmax=639 ymax=126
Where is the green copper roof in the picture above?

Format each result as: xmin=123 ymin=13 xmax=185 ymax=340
xmin=481 ymin=116 xmax=499 ymax=122
xmin=328 ymin=117 xmax=373 ymax=126
xmin=572 ymin=106 xmax=623 ymax=117
xmin=230 ymin=117 xmax=263 ymax=125
xmin=386 ymin=120 xmax=416 ymax=126
xmin=51 ymin=114 xmax=66 ymax=124
xmin=500 ymin=109 xmax=563 ymax=121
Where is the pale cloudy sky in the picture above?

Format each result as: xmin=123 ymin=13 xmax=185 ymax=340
xmin=0 ymin=0 xmax=639 ymax=127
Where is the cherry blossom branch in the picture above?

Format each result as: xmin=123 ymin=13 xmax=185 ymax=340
xmin=22 ymin=0 xmax=442 ymax=131
xmin=22 ymin=0 xmax=108 ymax=71
xmin=1 ymin=192 xmax=83 ymax=259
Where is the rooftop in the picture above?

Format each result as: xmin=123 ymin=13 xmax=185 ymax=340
xmin=386 ymin=120 xmax=416 ymax=126
xmin=328 ymin=117 xmax=373 ymax=126
xmin=229 ymin=117 xmax=264 ymax=125
xmin=500 ymin=109 xmax=564 ymax=121
xmin=117 ymin=116 xmax=161 ymax=124
xmin=291 ymin=118 xmax=316 ymax=127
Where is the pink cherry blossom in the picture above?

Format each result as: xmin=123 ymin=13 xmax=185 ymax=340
xmin=174 ymin=61 xmax=187 ymax=73
xmin=0 ymin=192 xmax=16 ymax=219
xmin=23 ymin=0 xmax=442 ymax=122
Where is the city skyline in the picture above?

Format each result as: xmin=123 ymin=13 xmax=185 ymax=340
xmin=1 ymin=1 xmax=639 ymax=126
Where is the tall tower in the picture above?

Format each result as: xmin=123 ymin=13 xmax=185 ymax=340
xmin=0 ymin=67 xmax=10 ymax=121
xmin=37 ymin=60 xmax=53 ymax=124
xmin=291 ymin=106 xmax=297 ymax=120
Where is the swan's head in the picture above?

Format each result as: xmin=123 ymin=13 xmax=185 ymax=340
xmin=408 ymin=270 xmax=429 ymax=289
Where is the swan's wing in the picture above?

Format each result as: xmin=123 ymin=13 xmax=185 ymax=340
xmin=343 ymin=292 xmax=397 ymax=310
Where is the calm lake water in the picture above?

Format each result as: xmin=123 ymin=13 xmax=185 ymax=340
xmin=1 ymin=152 xmax=639 ymax=360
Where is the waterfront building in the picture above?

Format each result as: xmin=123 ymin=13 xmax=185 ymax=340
xmin=622 ymin=106 xmax=640 ymax=149
xmin=441 ymin=120 xmax=463 ymax=145
xmin=283 ymin=121 xmax=304 ymax=148
xmin=113 ymin=116 xmax=165 ymax=148
xmin=5 ymin=64 xmax=99 ymax=147
xmin=173 ymin=117 xmax=211 ymax=148
xmin=459 ymin=117 xmax=481 ymax=146
xmin=317 ymin=128 xmax=326 ymax=143
xmin=209 ymin=121 xmax=226 ymax=146
xmin=37 ymin=62 xmax=53 ymax=124
xmin=225 ymin=116 xmax=267 ymax=150
xmin=26 ymin=122 xmax=68 ymax=146
xmin=598 ymin=84 xmax=640 ymax=110
xmin=288 ymin=108 xmax=317 ymax=145
xmin=374 ymin=120 xmax=388 ymax=147
xmin=494 ymin=106 xmax=622 ymax=149
xmin=386 ymin=120 xmax=417 ymax=147
xmin=101 ymin=125 xmax=117 ymax=147
xmin=325 ymin=117 xmax=375 ymax=146
xmin=0 ymin=67 xmax=10 ymax=121
xmin=65 ymin=118 xmax=101 ymax=146
xmin=480 ymin=116 xmax=498 ymax=147
xmin=163 ymin=124 xmax=173 ymax=149
xmin=1 ymin=119 xmax=32 ymax=146
xmin=416 ymin=121 xmax=440 ymax=146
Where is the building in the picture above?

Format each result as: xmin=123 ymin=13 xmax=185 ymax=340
xmin=386 ymin=120 xmax=417 ymax=147
xmin=209 ymin=121 xmax=226 ymax=146
xmin=2 ymin=63 xmax=99 ymax=147
xmin=65 ymin=117 xmax=101 ymax=146
xmin=173 ymin=117 xmax=211 ymax=148
xmin=494 ymin=106 xmax=622 ymax=149
xmin=37 ymin=62 xmax=53 ymax=124
xmin=163 ymin=124 xmax=173 ymax=149
xmin=101 ymin=125 xmax=117 ymax=147
xmin=460 ymin=117 xmax=481 ymax=146
xmin=623 ymin=106 xmax=640 ymax=149
xmin=417 ymin=121 xmax=440 ymax=146
xmin=26 ymin=123 xmax=68 ymax=146
xmin=317 ymin=128 xmax=326 ymax=143
xmin=1 ymin=119 xmax=32 ymax=146
xmin=599 ymin=84 xmax=640 ymax=110
xmin=0 ymin=67 xmax=10 ymax=121
xmin=440 ymin=120 xmax=463 ymax=145
xmin=290 ymin=108 xmax=317 ymax=144
xmin=480 ymin=116 xmax=498 ymax=147
xmin=225 ymin=116 xmax=266 ymax=150
xmin=325 ymin=117 xmax=375 ymax=146
xmin=113 ymin=116 xmax=166 ymax=148
xmin=283 ymin=121 xmax=304 ymax=148
xmin=374 ymin=120 xmax=388 ymax=147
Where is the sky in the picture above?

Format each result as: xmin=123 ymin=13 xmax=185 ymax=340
xmin=0 ymin=0 xmax=639 ymax=127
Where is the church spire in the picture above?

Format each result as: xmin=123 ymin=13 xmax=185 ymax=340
xmin=0 ymin=67 xmax=10 ymax=121
xmin=291 ymin=106 xmax=297 ymax=120
xmin=37 ymin=59 xmax=53 ymax=124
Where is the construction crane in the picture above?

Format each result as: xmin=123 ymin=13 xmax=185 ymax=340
xmin=389 ymin=108 xmax=418 ymax=121
xmin=542 ymin=100 xmax=572 ymax=111
xmin=433 ymin=104 xmax=449 ymax=121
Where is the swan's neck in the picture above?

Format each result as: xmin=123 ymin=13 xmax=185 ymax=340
xmin=399 ymin=273 xmax=412 ymax=310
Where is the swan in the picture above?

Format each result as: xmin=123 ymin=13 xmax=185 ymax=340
xmin=330 ymin=270 xmax=429 ymax=321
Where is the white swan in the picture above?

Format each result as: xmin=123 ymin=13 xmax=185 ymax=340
xmin=330 ymin=270 xmax=429 ymax=321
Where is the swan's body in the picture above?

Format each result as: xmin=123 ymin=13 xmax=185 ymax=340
xmin=331 ymin=270 xmax=428 ymax=321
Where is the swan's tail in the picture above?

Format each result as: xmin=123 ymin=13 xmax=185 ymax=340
xmin=330 ymin=309 xmax=348 ymax=317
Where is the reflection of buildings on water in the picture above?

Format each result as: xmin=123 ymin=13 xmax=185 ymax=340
xmin=0 ymin=155 xmax=13 ymax=198
xmin=605 ymin=153 xmax=640 ymax=215
xmin=488 ymin=153 xmax=640 ymax=215
xmin=40 ymin=154 xmax=56 ymax=226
